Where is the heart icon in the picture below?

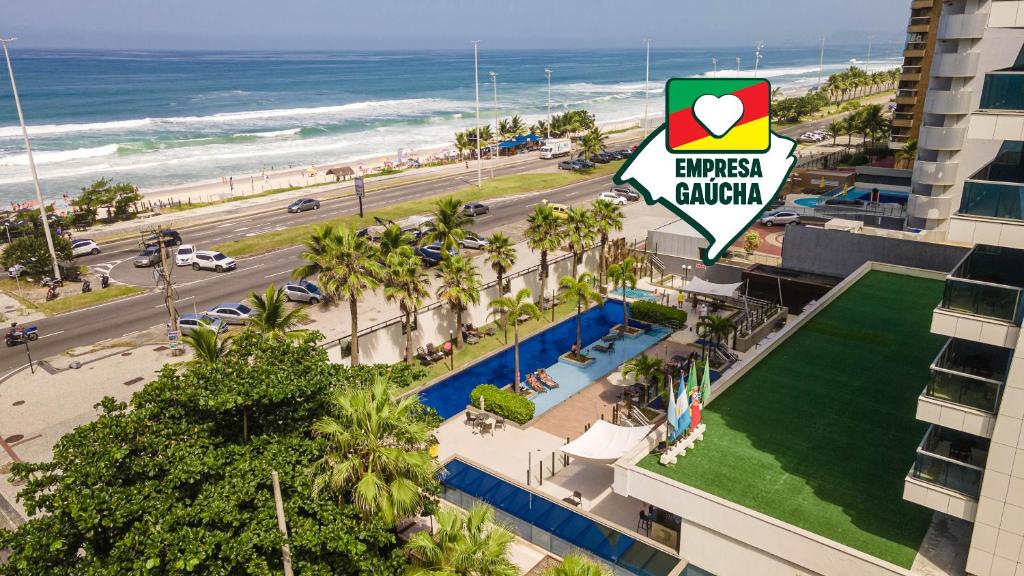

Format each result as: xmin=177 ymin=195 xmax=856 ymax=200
xmin=693 ymin=94 xmax=744 ymax=138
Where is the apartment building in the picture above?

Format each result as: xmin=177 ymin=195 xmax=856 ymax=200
xmin=907 ymin=0 xmax=1024 ymax=246
xmin=892 ymin=0 xmax=944 ymax=147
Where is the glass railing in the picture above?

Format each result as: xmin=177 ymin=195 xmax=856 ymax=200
xmin=926 ymin=368 xmax=1003 ymax=412
xmin=912 ymin=452 xmax=983 ymax=498
xmin=960 ymin=180 xmax=1024 ymax=221
xmin=942 ymin=277 xmax=1023 ymax=323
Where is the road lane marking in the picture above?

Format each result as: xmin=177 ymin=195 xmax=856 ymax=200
xmin=153 ymin=295 xmax=194 ymax=309
xmin=37 ymin=330 xmax=64 ymax=339
xmin=263 ymin=270 xmax=291 ymax=279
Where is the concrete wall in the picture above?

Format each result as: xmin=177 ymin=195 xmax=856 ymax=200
xmin=781 ymin=225 xmax=968 ymax=278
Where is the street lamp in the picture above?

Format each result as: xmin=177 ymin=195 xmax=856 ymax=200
xmin=711 ymin=57 xmax=718 ymax=78
xmin=753 ymin=41 xmax=764 ymax=77
xmin=1 ymin=38 xmax=61 ymax=281
xmin=472 ymin=41 xmax=482 ymax=187
xmin=490 ymin=71 xmax=498 ymax=177
xmin=544 ymin=68 xmax=552 ymax=139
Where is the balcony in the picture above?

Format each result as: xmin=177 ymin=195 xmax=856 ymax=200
xmin=925 ymin=89 xmax=974 ymax=115
xmin=960 ymin=180 xmax=1024 ymax=221
xmin=905 ymin=42 xmax=927 ymax=58
xmin=911 ymin=0 xmax=933 ymax=7
xmin=919 ymin=125 xmax=965 ymax=150
xmin=914 ymin=160 xmax=959 ymax=186
xmin=939 ymin=244 xmax=1024 ymax=325
xmin=910 ymin=426 xmax=988 ymax=499
xmin=934 ymin=51 xmax=981 ymax=78
xmin=938 ymin=13 xmax=989 ymax=40
xmin=926 ymin=338 xmax=1009 ymax=413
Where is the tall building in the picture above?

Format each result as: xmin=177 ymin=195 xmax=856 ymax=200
xmin=907 ymin=0 xmax=1024 ymax=243
xmin=891 ymin=0 xmax=944 ymax=148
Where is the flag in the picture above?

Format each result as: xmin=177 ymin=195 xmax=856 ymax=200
xmin=666 ymin=78 xmax=770 ymax=152
xmin=686 ymin=362 xmax=698 ymax=397
xmin=676 ymin=395 xmax=692 ymax=434
xmin=667 ymin=386 xmax=678 ymax=433
xmin=700 ymin=363 xmax=711 ymax=407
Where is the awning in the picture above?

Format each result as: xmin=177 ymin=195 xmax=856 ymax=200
xmin=683 ymin=277 xmax=742 ymax=298
xmin=498 ymin=134 xmax=542 ymax=148
xmin=560 ymin=420 xmax=653 ymax=464
xmin=326 ymin=166 xmax=355 ymax=177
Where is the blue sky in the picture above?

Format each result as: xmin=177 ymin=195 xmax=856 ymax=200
xmin=6 ymin=0 xmax=907 ymax=50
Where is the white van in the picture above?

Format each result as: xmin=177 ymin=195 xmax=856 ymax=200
xmin=539 ymin=138 xmax=571 ymax=159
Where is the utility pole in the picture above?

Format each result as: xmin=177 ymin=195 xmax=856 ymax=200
xmin=1 ymin=38 xmax=60 ymax=280
xmin=817 ymin=37 xmax=826 ymax=89
xmin=642 ymin=39 xmax=651 ymax=133
xmin=490 ymin=71 xmax=498 ymax=179
xmin=544 ymin=68 xmax=552 ymax=139
xmin=736 ymin=57 xmax=741 ymax=74
xmin=145 ymin=225 xmax=178 ymax=332
xmin=271 ymin=471 xmax=295 ymax=576
xmin=472 ymin=41 xmax=482 ymax=188
xmin=712 ymin=57 xmax=718 ymax=77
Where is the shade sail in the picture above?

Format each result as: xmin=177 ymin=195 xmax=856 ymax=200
xmin=683 ymin=277 xmax=741 ymax=298
xmin=560 ymin=420 xmax=653 ymax=464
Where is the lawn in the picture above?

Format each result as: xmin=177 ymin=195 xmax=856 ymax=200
xmin=212 ymin=162 xmax=623 ymax=258
xmin=638 ymin=271 xmax=945 ymax=568
xmin=36 ymin=285 xmax=147 ymax=315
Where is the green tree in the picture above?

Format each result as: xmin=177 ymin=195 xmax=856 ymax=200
xmin=592 ymin=198 xmax=624 ymax=285
xmin=0 ymin=234 xmax=72 ymax=275
xmin=484 ymin=232 xmax=517 ymax=295
xmin=564 ymin=206 xmax=596 ymax=277
xmin=697 ymin=314 xmax=736 ymax=350
xmin=827 ymin=120 xmax=844 ymax=146
xmin=422 ymin=196 xmax=469 ymax=255
xmin=543 ymin=554 xmax=611 ymax=576
xmin=384 ymin=250 xmax=430 ymax=365
xmin=559 ymin=272 xmax=603 ymax=356
xmin=526 ymin=203 xmax=565 ymax=301
xmin=508 ymin=114 xmax=527 ymax=137
xmin=743 ymin=230 xmax=761 ymax=255
xmin=623 ymin=353 xmax=665 ymax=405
xmin=311 ymin=375 xmax=436 ymax=524
xmin=454 ymin=130 xmax=471 ymax=160
xmin=293 ymin=225 xmax=383 ymax=366
xmin=858 ymin=103 xmax=889 ymax=149
xmin=182 ymin=325 xmax=230 ymax=364
xmin=896 ymin=138 xmax=918 ymax=168
xmin=437 ymin=254 xmax=482 ymax=348
xmin=489 ymin=288 xmax=541 ymax=393
xmin=246 ymin=284 xmax=310 ymax=339
xmin=379 ymin=223 xmax=414 ymax=263
xmin=404 ymin=503 xmax=517 ymax=576
xmin=607 ymin=257 xmax=638 ymax=335
xmin=578 ymin=127 xmax=606 ymax=162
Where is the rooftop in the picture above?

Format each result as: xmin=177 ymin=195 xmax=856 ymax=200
xmin=637 ymin=271 xmax=946 ymax=568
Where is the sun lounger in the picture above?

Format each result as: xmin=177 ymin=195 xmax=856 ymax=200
xmin=536 ymin=370 xmax=558 ymax=389
xmin=525 ymin=375 xmax=545 ymax=393
xmin=416 ymin=347 xmax=439 ymax=365
xmin=426 ymin=343 xmax=447 ymax=360
xmin=592 ymin=342 xmax=615 ymax=354
xmin=601 ymin=333 xmax=623 ymax=343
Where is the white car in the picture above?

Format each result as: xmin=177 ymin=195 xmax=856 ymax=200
xmin=191 ymin=250 xmax=237 ymax=272
xmin=458 ymin=232 xmax=489 ymax=250
xmin=598 ymin=191 xmax=627 ymax=206
xmin=70 ymin=239 xmax=101 ymax=257
xmin=759 ymin=210 xmax=801 ymax=226
xmin=175 ymin=244 xmax=196 ymax=266
xmin=205 ymin=302 xmax=253 ymax=325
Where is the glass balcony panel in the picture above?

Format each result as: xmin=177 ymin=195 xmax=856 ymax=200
xmin=912 ymin=426 xmax=988 ymax=498
xmin=927 ymin=369 xmax=1002 ymax=412
xmin=960 ymin=180 xmax=1024 ymax=220
xmin=981 ymin=74 xmax=1024 ymax=111
xmin=942 ymin=278 xmax=1022 ymax=322
xmin=913 ymin=453 xmax=983 ymax=498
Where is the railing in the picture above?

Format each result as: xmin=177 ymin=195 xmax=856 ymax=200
xmin=941 ymin=277 xmax=1023 ymax=324
xmin=630 ymin=406 xmax=652 ymax=426
xmin=927 ymin=368 xmax=1004 ymax=413
xmin=960 ymin=180 xmax=1024 ymax=221
xmin=912 ymin=452 xmax=983 ymax=498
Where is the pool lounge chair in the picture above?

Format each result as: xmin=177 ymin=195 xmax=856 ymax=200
xmin=426 ymin=343 xmax=447 ymax=360
xmin=416 ymin=346 xmax=440 ymax=365
xmin=592 ymin=341 xmax=615 ymax=354
xmin=525 ymin=375 xmax=546 ymax=393
xmin=537 ymin=369 xmax=559 ymax=389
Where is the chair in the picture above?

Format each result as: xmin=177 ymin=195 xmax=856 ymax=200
xmin=564 ymin=490 xmax=582 ymax=507
xmin=415 ymin=347 xmax=435 ymax=366
xmin=637 ymin=511 xmax=652 ymax=536
xmin=425 ymin=343 xmax=446 ymax=362
xmin=465 ymin=411 xmax=478 ymax=427
xmin=478 ymin=421 xmax=494 ymax=436
xmin=495 ymin=417 xmax=506 ymax=431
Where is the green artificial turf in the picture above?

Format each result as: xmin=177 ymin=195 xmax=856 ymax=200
xmin=639 ymin=271 xmax=945 ymax=568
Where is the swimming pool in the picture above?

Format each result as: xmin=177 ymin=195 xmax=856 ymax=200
xmin=794 ymin=187 xmax=909 ymax=208
xmin=440 ymin=459 xmax=690 ymax=576
xmin=610 ymin=287 xmax=660 ymax=302
xmin=418 ymin=300 xmax=654 ymax=420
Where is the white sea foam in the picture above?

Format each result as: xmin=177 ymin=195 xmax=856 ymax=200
xmin=234 ymin=128 xmax=302 ymax=138
xmin=0 ymin=143 xmax=120 ymax=167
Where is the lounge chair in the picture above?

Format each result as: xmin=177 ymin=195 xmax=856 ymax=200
xmin=526 ymin=375 xmax=546 ymax=393
xmin=601 ymin=332 xmax=623 ymax=343
xmin=415 ymin=347 xmax=437 ymax=365
xmin=463 ymin=323 xmax=481 ymax=337
xmin=480 ymin=325 xmax=497 ymax=337
xmin=537 ymin=369 xmax=558 ymax=389
xmin=425 ymin=343 xmax=446 ymax=361
xmin=495 ymin=417 xmax=506 ymax=431
xmin=592 ymin=342 xmax=615 ymax=354
xmin=564 ymin=490 xmax=582 ymax=507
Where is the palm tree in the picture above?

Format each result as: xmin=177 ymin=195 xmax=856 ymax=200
xmin=311 ymin=375 xmax=435 ymax=523
xmin=842 ymin=116 xmax=856 ymax=147
xmin=697 ymin=314 xmax=736 ymax=351
xmin=565 ymin=206 xmax=596 ymax=277
xmin=591 ymin=199 xmax=624 ymax=285
xmin=543 ymin=554 xmax=610 ymax=576
xmin=827 ymin=120 xmax=844 ymax=146
xmin=246 ymin=285 xmax=310 ymax=339
xmin=437 ymin=254 xmax=482 ymax=348
xmin=484 ymin=232 xmax=516 ymax=294
xmin=423 ymin=196 xmax=468 ymax=255
xmin=293 ymin=225 xmax=383 ymax=366
xmin=489 ymin=288 xmax=541 ymax=393
xmin=858 ymin=103 xmax=888 ymax=150
xmin=530 ymin=120 xmax=549 ymax=138
xmin=378 ymin=223 xmax=413 ymax=263
xmin=454 ymin=131 xmax=471 ymax=160
xmin=404 ymin=503 xmax=518 ymax=576
xmin=182 ymin=326 xmax=229 ymax=364
xmin=623 ymin=353 xmax=665 ymax=406
xmin=578 ymin=127 xmax=606 ymax=162
xmin=896 ymin=138 xmax=918 ymax=169
xmin=384 ymin=251 xmax=430 ymax=364
xmin=607 ymin=257 xmax=637 ymax=335
xmin=508 ymin=114 xmax=527 ymax=137
xmin=498 ymin=118 xmax=513 ymax=140
xmin=770 ymin=87 xmax=784 ymax=102
xmin=526 ymin=203 xmax=566 ymax=302
xmin=559 ymin=273 xmax=603 ymax=356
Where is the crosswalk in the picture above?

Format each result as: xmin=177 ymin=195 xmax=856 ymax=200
xmin=88 ymin=258 xmax=128 ymax=277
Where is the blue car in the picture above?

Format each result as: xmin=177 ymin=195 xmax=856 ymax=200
xmin=416 ymin=243 xmax=457 ymax=266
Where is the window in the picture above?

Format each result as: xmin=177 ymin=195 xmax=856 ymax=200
xmin=980 ymin=45 xmax=1024 ymax=111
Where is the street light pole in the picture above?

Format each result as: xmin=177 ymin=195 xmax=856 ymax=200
xmin=1 ymin=38 xmax=60 ymax=281
xmin=472 ymin=41 xmax=482 ymax=187
xmin=817 ymin=37 xmax=826 ymax=89
xmin=642 ymin=39 xmax=651 ymax=133
xmin=753 ymin=41 xmax=764 ymax=77
xmin=544 ymin=68 xmax=552 ymax=139
xmin=490 ymin=71 xmax=498 ymax=178
xmin=736 ymin=57 xmax=741 ymax=74
xmin=712 ymin=57 xmax=718 ymax=78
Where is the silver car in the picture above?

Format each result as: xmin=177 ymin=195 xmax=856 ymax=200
xmin=759 ymin=210 xmax=801 ymax=226
xmin=133 ymin=246 xmax=162 ymax=267
xmin=458 ymin=232 xmax=489 ymax=250
xmin=205 ymin=303 xmax=253 ymax=325
xmin=177 ymin=313 xmax=227 ymax=335
xmin=283 ymin=280 xmax=323 ymax=304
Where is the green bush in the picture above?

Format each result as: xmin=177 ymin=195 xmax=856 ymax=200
xmin=470 ymin=384 xmax=535 ymax=424
xmin=630 ymin=300 xmax=688 ymax=328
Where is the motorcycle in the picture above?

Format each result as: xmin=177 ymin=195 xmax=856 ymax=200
xmin=40 ymin=276 xmax=63 ymax=289
xmin=46 ymin=286 xmax=59 ymax=301
xmin=81 ymin=279 xmax=92 ymax=293
xmin=5 ymin=325 xmax=38 ymax=347
xmin=100 ymin=274 xmax=110 ymax=289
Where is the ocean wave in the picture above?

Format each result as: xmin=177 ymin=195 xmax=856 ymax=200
xmin=234 ymin=128 xmax=302 ymax=139
xmin=0 ymin=143 xmax=120 ymax=167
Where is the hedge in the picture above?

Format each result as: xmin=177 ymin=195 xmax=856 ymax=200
xmin=470 ymin=384 xmax=535 ymax=424
xmin=630 ymin=300 xmax=688 ymax=328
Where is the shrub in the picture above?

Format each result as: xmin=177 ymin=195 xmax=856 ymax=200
xmin=630 ymin=300 xmax=688 ymax=329
xmin=1 ymin=234 xmax=73 ymax=275
xmin=470 ymin=384 xmax=535 ymax=424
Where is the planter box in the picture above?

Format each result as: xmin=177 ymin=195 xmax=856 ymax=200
xmin=611 ymin=324 xmax=644 ymax=338
xmin=559 ymin=352 xmax=596 ymax=367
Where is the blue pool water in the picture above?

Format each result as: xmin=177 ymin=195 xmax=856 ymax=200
xmin=419 ymin=300 xmax=660 ymax=420
xmin=794 ymin=187 xmax=909 ymax=208
xmin=441 ymin=459 xmax=687 ymax=576
xmin=611 ymin=287 xmax=660 ymax=302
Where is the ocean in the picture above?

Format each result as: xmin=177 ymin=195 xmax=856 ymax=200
xmin=0 ymin=46 xmax=900 ymax=204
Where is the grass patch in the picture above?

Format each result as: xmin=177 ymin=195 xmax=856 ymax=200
xmin=160 ymin=181 xmax=338 ymax=212
xmin=638 ymin=271 xmax=944 ymax=568
xmin=213 ymin=161 xmax=623 ymax=258
xmin=35 ymin=285 xmax=147 ymax=315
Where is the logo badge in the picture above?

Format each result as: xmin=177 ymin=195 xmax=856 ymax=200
xmin=616 ymin=78 xmax=796 ymax=265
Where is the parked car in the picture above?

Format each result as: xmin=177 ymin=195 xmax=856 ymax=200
xmin=7 ymin=264 xmax=25 ymax=278
xmin=592 ymin=152 xmax=613 ymax=164
xmin=133 ymin=246 xmax=162 ymax=267
xmin=416 ymin=243 xmax=457 ymax=266
xmin=143 ymin=229 xmax=182 ymax=247
xmin=205 ymin=302 xmax=253 ymax=325
xmin=191 ymin=250 xmax=237 ymax=272
xmin=575 ymin=159 xmax=596 ymax=170
xmin=458 ymin=232 xmax=489 ymax=250
xmin=175 ymin=244 xmax=196 ymax=266
xmin=547 ymin=202 xmax=570 ymax=220
xmin=611 ymin=185 xmax=640 ymax=201
xmin=462 ymin=201 xmax=490 ymax=216
xmin=287 ymin=198 xmax=320 ymax=213
xmin=612 ymin=149 xmax=633 ymax=160
xmin=283 ymin=280 xmax=322 ymax=304
xmin=597 ymin=191 xmax=627 ymax=206
xmin=177 ymin=312 xmax=228 ymax=335
xmin=70 ymin=239 xmax=100 ymax=257
xmin=759 ymin=210 xmax=801 ymax=226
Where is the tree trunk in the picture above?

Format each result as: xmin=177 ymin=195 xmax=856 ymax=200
xmin=576 ymin=301 xmax=583 ymax=353
xmin=497 ymin=269 xmax=505 ymax=295
xmin=540 ymin=250 xmax=549 ymax=304
xmin=600 ymin=235 xmax=608 ymax=285
xmin=622 ymin=297 xmax=629 ymax=335
xmin=513 ymin=326 xmax=521 ymax=393
xmin=243 ymin=407 xmax=249 ymax=443
xmin=404 ymin=308 xmax=414 ymax=365
xmin=455 ymin=307 xmax=464 ymax=348
xmin=349 ymin=297 xmax=359 ymax=366
xmin=572 ymin=248 xmax=579 ymax=277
